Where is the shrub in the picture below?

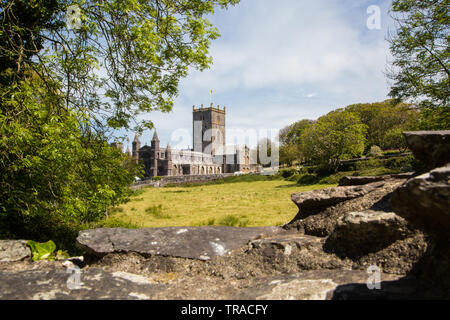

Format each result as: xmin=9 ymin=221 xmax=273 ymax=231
xmin=354 ymin=159 xmax=383 ymax=170
xmin=90 ymin=218 xmax=139 ymax=229
xmin=297 ymin=174 xmax=320 ymax=185
xmin=369 ymin=145 xmax=383 ymax=157
xmin=145 ymin=205 xmax=170 ymax=219
xmin=286 ymin=174 xmax=303 ymax=182
xmin=384 ymin=155 xmax=424 ymax=172
xmin=383 ymin=128 xmax=408 ymax=152
xmin=217 ymin=215 xmax=249 ymax=227
xmin=279 ymin=168 xmax=298 ymax=179
xmin=318 ymin=172 xmax=347 ymax=185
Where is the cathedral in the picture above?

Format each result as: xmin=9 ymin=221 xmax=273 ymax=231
xmin=130 ymin=104 xmax=262 ymax=178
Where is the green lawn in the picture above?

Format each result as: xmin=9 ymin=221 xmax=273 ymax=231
xmin=106 ymin=179 xmax=335 ymax=228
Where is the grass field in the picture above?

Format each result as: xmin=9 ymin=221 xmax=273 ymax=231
xmin=105 ymin=177 xmax=335 ymax=228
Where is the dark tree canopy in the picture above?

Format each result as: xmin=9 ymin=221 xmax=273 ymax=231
xmin=1 ymin=0 xmax=240 ymax=133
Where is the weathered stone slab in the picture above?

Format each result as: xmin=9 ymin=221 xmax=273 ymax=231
xmin=249 ymin=234 xmax=324 ymax=254
xmin=290 ymin=182 xmax=385 ymax=220
xmin=0 ymin=240 xmax=31 ymax=262
xmin=338 ymin=173 xmax=414 ymax=186
xmin=323 ymin=210 xmax=411 ymax=258
xmin=236 ymin=270 xmax=410 ymax=300
xmin=0 ymin=264 xmax=433 ymax=300
xmin=403 ymin=131 xmax=450 ymax=168
xmin=0 ymin=267 xmax=164 ymax=300
xmin=338 ymin=176 xmax=387 ymax=186
xmin=390 ymin=164 xmax=450 ymax=234
xmin=77 ymin=226 xmax=285 ymax=260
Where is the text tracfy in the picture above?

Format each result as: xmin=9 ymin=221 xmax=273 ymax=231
xmin=180 ymin=304 xmax=269 ymax=317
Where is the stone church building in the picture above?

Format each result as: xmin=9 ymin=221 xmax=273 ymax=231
xmin=131 ymin=104 xmax=261 ymax=178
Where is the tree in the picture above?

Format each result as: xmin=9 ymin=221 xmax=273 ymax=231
xmin=278 ymin=119 xmax=314 ymax=166
xmin=279 ymin=120 xmax=314 ymax=146
xmin=383 ymin=127 xmax=408 ymax=152
xmin=300 ymin=110 xmax=367 ymax=171
xmin=387 ymin=0 xmax=449 ymax=128
xmin=279 ymin=144 xmax=299 ymax=167
xmin=0 ymin=73 xmax=139 ymax=248
xmin=345 ymin=100 xmax=419 ymax=151
xmin=0 ymin=0 xmax=238 ymax=248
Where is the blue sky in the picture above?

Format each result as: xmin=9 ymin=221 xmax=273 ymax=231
xmin=129 ymin=0 xmax=394 ymax=150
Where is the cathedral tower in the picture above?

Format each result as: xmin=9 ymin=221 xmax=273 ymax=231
xmin=193 ymin=103 xmax=226 ymax=155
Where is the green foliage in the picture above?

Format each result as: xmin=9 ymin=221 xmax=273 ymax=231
xmin=293 ymin=162 xmax=413 ymax=186
xmin=0 ymin=75 xmax=137 ymax=253
xmin=279 ymin=99 xmax=426 ymax=168
xmin=27 ymin=240 xmax=56 ymax=261
xmin=345 ymin=100 xmax=419 ymax=150
xmin=415 ymin=106 xmax=450 ymax=130
xmin=388 ymin=0 xmax=449 ymax=110
xmin=1 ymin=0 xmax=240 ymax=132
xmin=279 ymin=120 xmax=314 ymax=165
xmin=0 ymin=78 xmax=136 ymax=224
xmin=300 ymin=110 xmax=367 ymax=171
xmin=217 ymin=215 xmax=249 ymax=227
xmin=145 ymin=205 xmax=170 ymax=219
xmin=205 ymin=218 xmax=217 ymax=226
xmin=0 ymin=0 xmax=239 ymax=252
xmin=152 ymin=176 xmax=163 ymax=181
xmin=27 ymin=240 xmax=69 ymax=261
xmin=278 ymin=168 xmax=299 ymax=179
xmin=296 ymin=174 xmax=320 ymax=186
xmin=384 ymin=155 xmax=424 ymax=172
xmin=279 ymin=143 xmax=300 ymax=167
xmin=90 ymin=218 xmax=139 ymax=229
xmin=369 ymin=146 xmax=383 ymax=158
xmin=383 ymin=127 xmax=408 ymax=152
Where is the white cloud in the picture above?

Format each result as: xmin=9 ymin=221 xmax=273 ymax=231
xmin=182 ymin=0 xmax=391 ymax=94
xmin=305 ymin=93 xmax=318 ymax=98
xmin=133 ymin=0 xmax=394 ymax=148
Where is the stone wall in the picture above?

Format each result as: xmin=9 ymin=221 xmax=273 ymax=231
xmin=131 ymin=173 xmax=235 ymax=190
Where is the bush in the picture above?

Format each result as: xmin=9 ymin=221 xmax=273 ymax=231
xmin=369 ymin=145 xmax=383 ymax=157
xmin=217 ymin=215 xmax=249 ymax=227
xmin=286 ymin=174 xmax=303 ymax=182
xmin=297 ymin=174 xmax=320 ymax=185
xmin=145 ymin=205 xmax=171 ymax=219
xmin=306 ymin=166 xmax=318 ymax=174
xmin=318 ymin=172 xmax=348 ymax=185
xmin=279 ymin=168 xmax=298 ymax=178
xmin=384 ymin=155 xmax=424 ymax=172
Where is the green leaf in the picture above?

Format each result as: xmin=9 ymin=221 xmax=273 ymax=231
xmin=27 ymin=240 xmax=57 ymax=261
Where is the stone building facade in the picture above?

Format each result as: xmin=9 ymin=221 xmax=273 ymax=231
xmin=131 ymin=104 xmax=261 ymax=178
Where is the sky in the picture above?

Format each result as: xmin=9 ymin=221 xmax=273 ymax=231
xmin=127 ymin=0 xmax=395 ymax=150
